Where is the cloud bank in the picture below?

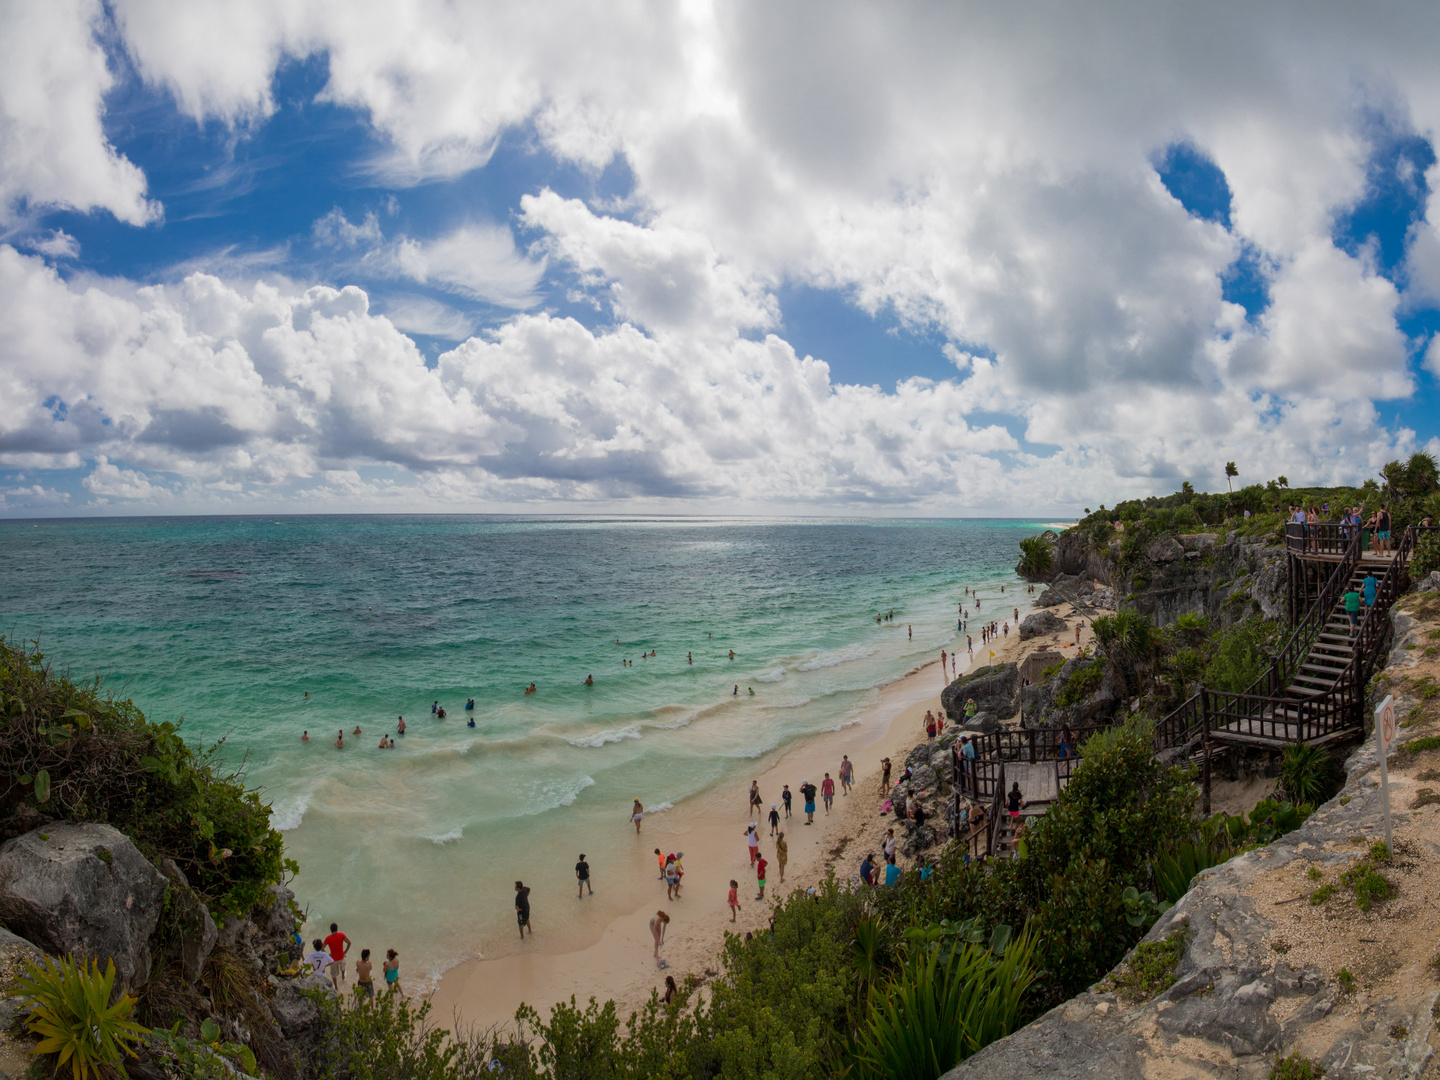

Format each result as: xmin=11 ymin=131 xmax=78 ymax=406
xmin=2 ymin=0 xmax=1440 ymax=514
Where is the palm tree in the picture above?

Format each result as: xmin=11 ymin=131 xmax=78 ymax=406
xmin=1277 ymin=476 xmax=1289 ymax=489
xmin=1380 ymin=460 xmax=1407 ymax=501
xmin=1406 ymin=452 xmax=1439 ymax=497
xmin=1225 ymin=462 xmax=1238 ymax=492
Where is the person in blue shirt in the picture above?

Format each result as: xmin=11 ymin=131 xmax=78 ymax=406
xmin=1362 ymin=573 xmax=1378 ymax=609
xmin=884 ymin=856 xmax=901 ymax=887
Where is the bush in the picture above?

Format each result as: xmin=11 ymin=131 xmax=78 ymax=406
xmin=16 ymin=955 xmax=149 ymax=1080
xmin=1103 ymin=922 xmax=1188 ymax=1002
xmin=1270 ymin=1052 xmax=1326 ymax=1080
xmin=1414 ymin=532 xmax=1440 ymax=579
xmin=304 ymin=986 xmax=489 ymax=1080
xmin=1278 ymin=743 xmax=1343 ymax=806
xmin=1203 ymin=617 xmax=1279 ymax=694
xmin=1054 ymin=661 xmax=1104 ymax=709
xmin=0 ymin=638 xmax=294 ymax=917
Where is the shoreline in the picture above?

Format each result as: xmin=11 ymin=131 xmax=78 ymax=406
xmin=429 ymin=596 xmax=1095 ymax=1031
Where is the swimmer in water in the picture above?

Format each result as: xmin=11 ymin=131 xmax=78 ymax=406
xmin=467 ymin=717 xmax=475 ymax=728
xmin=734 ymin=684 xmax=739 ymax=696
xmin=397 ymin=716 xmax=406 ymax=735
xmin=335 ymin=730 xmax=344 ymax=749
xmin=378 ymin=735 xmax=388 ymax=749
xmin=584 ymin=674 xmax=594 ymax=686
xmin=304 ymin=691 xmax=309 ymax=698
xmin=432 ymin=701 xmax=438 ymax=714
xmin=687 ymin=652 xmax=692 ymax=664
xmin=748 ymin=687 xmax=754 ymax=696
xmin=301 ymin=730 xmax=309 ymax=742
xmin=728 ymin=649 xmax=735 ymax=660
xmin=352 ymin=726 xmax=362 ymax=736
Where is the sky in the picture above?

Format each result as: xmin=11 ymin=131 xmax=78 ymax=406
xmin=3 ymin=1 xmax=1440 ymax=517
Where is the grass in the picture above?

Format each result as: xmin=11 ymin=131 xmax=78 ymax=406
xmin=1309 ymin=883 xmax=1335 ymax=905
xmin=1104 ymin=923 xmax=1188 ymax=1003
xmin=1307 ymin=866 xmax=1322 ymax=881
xmin=1403 ymin=735 xmax=1440 ymax=754
xmin=1341 ymin=856 xmax=1393 ymax=911
xmin=1412 ymin=788 xmax=1440 ymax=809
xmin=1390 ymin=1022 xmax=1409 ymax=1040
xmin=1336 ymin=968 xmax=1356 ymax=994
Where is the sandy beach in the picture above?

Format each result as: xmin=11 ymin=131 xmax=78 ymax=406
xmin=430 ymin=599 xmax=1100 ymax=1032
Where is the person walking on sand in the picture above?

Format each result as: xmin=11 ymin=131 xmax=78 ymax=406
xmin=821 ymin=773 xmax=835 ymax=814
xmin=749 ymin=780 xmax=762 ymax=814
xmin=775 ymin=832 xmax=787 ymax=882
xmin=383 ymin=949 xmax=402 ymax=996
xmin=576 ymin=854 xmax=592 ymax=898
xmin=940 ymin=649 xmax=947 ymax=677
xmin=655 ymin=848 xmax=667 ymax=880
xmin=323 ymin=923 xmax=351 ymax=989
xmin=631 ymin=799 xmax=644 ymax=834
xmin=728 ymin=880 xmax=741 ymax=921
xmin=665 ymin=855 xmax=681 ymax=900
xmin=755 ymin=855 xmax=768 ymax=901
xmin=515 ymin=881 xmax=533 ymax=939
xmin=650 ymin=910 xmax=670 ymax=963
xmin=839 ymin=755 xmax=853 ymax=794
xmin=768 ymin=804 xmax=780 ymax=836
xmin=746 ymin=823 xmax=760 ymax=864
xmin=801 ymin=780 xmax=818 ymax=824
xmin=782 ymin=785 xmax=793 ymax=818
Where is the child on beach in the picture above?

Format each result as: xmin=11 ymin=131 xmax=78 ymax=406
xmin=781 ymin=786 xmax=792 ymax=817
xmin=755 ymin=855 xmax=767 ymax=901
xmin=355 ymin=948 xmax=374 ymax=999
xmin=655 ymin=848 xmax=666 ymax=880
xmin=728 ymin=880 xmax=741 ymax=921
xmin=304 ymin=939 xmax=331 ymax=976
xmin=768 ymin=804 xmax=780 ymax=835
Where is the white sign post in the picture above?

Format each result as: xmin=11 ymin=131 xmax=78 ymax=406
xmin=1376 ymin=694 xmax=1397 ymax=856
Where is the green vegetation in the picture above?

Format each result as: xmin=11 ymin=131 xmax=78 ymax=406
xmin=17 ymin=956 xmax=149 ymax=1080
xmin=1054 ymin=660 xmax=1104 ymax=709
xmin=1341 ymin=855 xmax=1393 ymax=911
xmin=1309 ymin=882 xmax=1335 ymax=905
xmin=0 ymin=637 xmax=294 ymax=917
xmin=1016 ymin=532 xmax=1057 ymax=581
xmin=149 ymin=1018 xmax=258 ymax=1079
xmin=1404 ymin=735 xmax=1440 ymax=755
xmin=1270 ymin=1051 xmax=1326 ymax=1080
xmin=1202 ymin=617 xmax=1281 ymax=694
xmin=1103 ymin=923 xmax=1189 ymax=1002
xmin=1278 ymin=743 xmax=1343 ymax=806
xmin=1336 ymin=968 xmax=1356 ymax=994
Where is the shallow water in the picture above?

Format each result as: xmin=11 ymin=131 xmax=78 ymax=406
xmin=0 ymin=515 xmax=1043 ymax=984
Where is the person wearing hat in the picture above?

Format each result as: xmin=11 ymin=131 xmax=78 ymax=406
xmin=768 ymin=803 xmax=781 ymax=836
xmin=746 ymin=823 xmax=760 ymax=864
xmin=800 ymin=779 xmax=818 ymax=824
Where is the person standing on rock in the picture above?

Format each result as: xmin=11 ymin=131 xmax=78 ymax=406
xmin=323 ymin=923 xmax=351 ymax=989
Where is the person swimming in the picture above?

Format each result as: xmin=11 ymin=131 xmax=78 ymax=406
xmin=301 ymin=730 xmax=309 ymax=742
xmin=584 ymin=674 xmax=594 ymax=685
xmin=436 ymin=706 xmax=446 ymax=719
xmin=335 ymin=730 xmax=344 ymax=748
xmin=465 ymin=698 xmax=475 ymax=711
xmin=467 ymin=717 xmax=476 ymax=728
xmin=352 ymin=725 xmax=362 ymax=735
xmin=397 ymin=716 xmax=406 ymax=735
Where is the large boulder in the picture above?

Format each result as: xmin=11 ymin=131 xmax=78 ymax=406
xmin=1019 ymin=610 xmax=1068 ymax=641
xmin=962 ymin=710 xmax=1001 ymax=734
xmin=941 ymin=663 xmax=1020 ymax=722
xmin=0 ymin=823 xmax=167 ymax=992
xmin=1419 ymin=570 xmax=1440 ymax=593
xmin=269 ymin=972 xmax=334 ymax=1037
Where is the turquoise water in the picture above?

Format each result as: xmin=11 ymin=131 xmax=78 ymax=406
xmin=0 ymin=515 xmax=1043 ymax=983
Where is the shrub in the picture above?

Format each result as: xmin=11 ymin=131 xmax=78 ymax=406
xmin=850 ymin=929 xmax=1038 ymax=1079
xmin=1413 ymin=531 xmax=1440 ymax=579
xmin=304 ymin=985 xmax=489 ymax=1080
xmin=149 ymin=1018 xmax=258 ymax=1080
xmin=1341 ymin=858 xmax=1393 ymax=911
xmin=1278 ymin=743 xmax=1343 ymax=806
xmin=0 ymin=638 xmax=294 ymax=917
xmin=16 ymin=955 xmax=149 ymax=1080
xmin=1104 ymin=922 xmax=1188 ymax=1002
xmin=1270 ymin=1051 xmax=1326 ymax=1080
xmin=1054 ymin=661 xmax=1104 ymax=709
xmin=1203 ymin=617 xmax=1279 ymax=694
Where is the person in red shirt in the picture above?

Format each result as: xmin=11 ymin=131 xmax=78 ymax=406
xmin=754 ymin=856 xmax=768 ymax=901
xmin=322 ymin=922 xmax=351 ymax=989
xmin=820 ymin=774 xmax=836 ymax=815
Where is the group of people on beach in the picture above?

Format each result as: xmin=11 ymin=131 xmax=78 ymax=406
xmin=300 ymin=920 xmax=402 ymax=1000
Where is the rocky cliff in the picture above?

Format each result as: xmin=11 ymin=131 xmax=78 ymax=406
xmin=1048 ymin=528 xmax=1286 ymax=628
xmin=940 ymin=585 xmax=1440 ymax=1080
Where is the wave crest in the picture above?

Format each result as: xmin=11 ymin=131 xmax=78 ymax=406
xmin=271 ymin=793 xmax=311 ymax=832
xmin=565 ymin=725 xmax=642 ymax=748
xmin=796 ymin=644 xmax=878 ymax=671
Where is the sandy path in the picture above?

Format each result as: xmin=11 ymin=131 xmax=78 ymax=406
xmin=430 ymin=596 xmax=1096 ymax=1031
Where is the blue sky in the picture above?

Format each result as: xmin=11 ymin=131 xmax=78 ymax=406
xmin=3 ymin=2 xmax=1440 ymax=515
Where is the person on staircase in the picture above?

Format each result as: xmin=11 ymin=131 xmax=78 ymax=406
xmin=1006 ymin=782 xmax=1028 ymax=819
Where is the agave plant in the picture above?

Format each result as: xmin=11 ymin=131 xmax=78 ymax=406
xmin=1278 ymin=743 xmax=1341 ymax=806
xmin=17 ymin=955 xmax=149 ymax=1080
xmin=851 ymin=928 xmax=1037 ymax=1080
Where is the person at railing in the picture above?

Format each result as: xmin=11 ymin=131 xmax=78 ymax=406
xmin=1058 ymin=724 xmax=1076 ymax=759
xmin=1305 ymin=506 xmax=1319 ymax=552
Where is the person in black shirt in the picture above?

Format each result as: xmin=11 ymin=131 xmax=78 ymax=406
xmin=768 ymin=804 xmax=781 ymax=836
xmin=576 ymin=855 xmax=592 ymax=898
xmin=912 ymin=803 xmax=928 ymax=829
xmin=515 ymin=881 xmax=532 ymax=939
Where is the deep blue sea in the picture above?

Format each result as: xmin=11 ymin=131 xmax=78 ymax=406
xmin=0 ymin=515 xmax=1048 ymax=982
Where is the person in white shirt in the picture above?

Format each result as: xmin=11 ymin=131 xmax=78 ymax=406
xmin=303 ymin=939 xmax=332 ymax=976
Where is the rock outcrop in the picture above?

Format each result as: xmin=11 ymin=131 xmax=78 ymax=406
xmin=942 ymin=598 xmax=1440 ymax=1080
xmin=1019 ymin=610 xmax=1068 ymax=640
xmin=157 ymin=858 xmax=218 ymax=983
xmin=941 ymin=664 xmax=1020 ymax=722
xmin=0 ymin=822 xmax=167 ymax=992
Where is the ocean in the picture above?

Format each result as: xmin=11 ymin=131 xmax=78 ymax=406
xmin=0 ymin=515 xmax=1046 ymax=986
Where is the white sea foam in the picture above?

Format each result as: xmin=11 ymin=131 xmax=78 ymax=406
xmin=565 ymin=725 xmax=642 ymax=748
xmin=646 ymin=801 xmax=674 ymax=814
xmin=772 ymin=696 xmax=813 ymax=709
xmin=649 ymin=714 xmax=695 ymax=730
xmin=426 ymin=827 xmax=464 ymax=845
xmin=756 ymin=667 xmax=786 ymax=682
xmin=796 ymin=643 xmax=878 ymax=671
xmin=521 ymin=775 xmax=597 ymax=816
xmin=271 ymin=793 xmax=311 ymax=832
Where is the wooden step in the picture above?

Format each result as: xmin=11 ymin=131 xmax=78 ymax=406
xmin=1299 ymin=661 xmax=1346 ymax=676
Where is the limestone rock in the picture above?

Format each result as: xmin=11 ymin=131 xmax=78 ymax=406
xmin=1145 ymin=536 xmax=1185 ymax=563
xmin=908 ymin=764 xmax=938 ymax=792
xmin=962 ymin=710 xmax=1000 ymax=734
xmin=904 ymin=743 xmax=932 ymax=771
xmin=158 ymin=858 xmax=217 ymax=983
xmin=269 ymin=972 xmax=333 ymax=1037
xmin=0 ymin=823 xmax=166 ymax=992
xmin=1018 ymin=649 xmax=1064 ymax=683
xmin=900 ymin=822 xmax=938 ymax=858
xmin=941 ymin=663 xmax=1020 ymax=722
xmin=1419 ymin=570 xmax=1440 ymax=593
xmin=0 ymin=926 xmax=48 ymax=1030
xmin=1019 ymin=610 xmax=1068 ymax=641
